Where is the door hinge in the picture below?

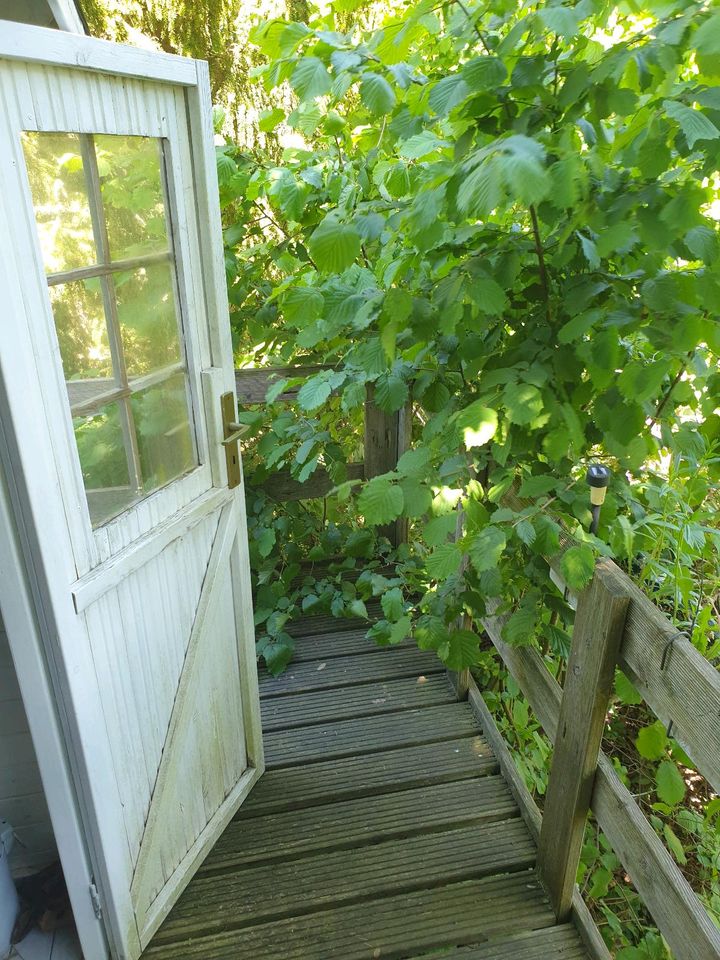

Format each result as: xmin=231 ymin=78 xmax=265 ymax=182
xmin=89 ymin=880 xmax=103 ymax=919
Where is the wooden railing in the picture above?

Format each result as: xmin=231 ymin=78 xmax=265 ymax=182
xmin=236 ymin=365 xmax=411 ymax=545
xmin=465 ymin=553 xmax=720 ymax=960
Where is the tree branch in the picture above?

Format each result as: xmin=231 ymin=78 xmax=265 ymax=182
xmin=529 ymin=204 xmax=551 ymax=325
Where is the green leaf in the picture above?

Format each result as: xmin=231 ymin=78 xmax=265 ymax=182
xmin=291 ymin=57 xmax=332 ymax=100
xmin=428 ymin=74 xmax=470 ymax=114
xmin=502 ymin=604 xmax=537 ymax=646
xmin=297 ymin=374 xmax=332 ymax=411
xmin=471 ymin=278 xmax=508 ymax=316
xmin=309 ymin=217 xmax=361 ymax=272
xmin=469 ymin=526 xmax=506 ymax=572
xmin=694 ymin=12 xmax=720 ymax=56
xmin=375 ymin=374 xmax=409 ymax=413
xmin=663 ymin=823 xmax=687 ymax=864
xmin=663 ymin=100 xmax=720 ymax=149
xmin=657 ymin=761 xmax=686 ymax=807
xmin=538 ymin=5 xmax=581 ymax=38
xmin=424 ymin=513 xmax=457 ymax=546
xmin=440 ymin=629 xmax=480 ymax=669
xmin=397 ymin=446 xmax=431 ymax=478
xmin=516 ymin=519 xmax=536 ymax=546
xmin=360 ymin=73 xmax=397 ymax=115
xmin=399 ymin=478 xmax=432 ymax=518
xmin=457 ymin=158 xmax=503 ymax=218
xmin=456 ymin=402 xmax=497 ymax=449
xmin=560 ymin=545 xmax=595 ymax=591
xmin=615 ymin=670 xmax=642 ymax=706
xmin=503 ymin=382 xmax=544 ymax=426
xmin=358 ymin=477 xmax=404 ymax=525
xmin=462 ymin=56 xmax=507 ymax=91
xmin=381 ymin=586 xmax=405 ymax=622
xmin=518 ymin=475 xmax=557 ymax=498
xmin=349 ymin=599 xmax=369 ymax=620
xmin=636 ymin=720 xmax=668 ymax=761
xmin=399 ymin=132 xmax=450 ymax=159
xmin=426 ymin=543 xmax=462 ymax=579
xmin=283 ymin=287 xmax=323 ymax=326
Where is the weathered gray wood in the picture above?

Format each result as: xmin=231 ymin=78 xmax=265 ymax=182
xmin=255 ymin=462 xmax=365 ymax=501
xmin=264 ymin=702 xmax=479 ymax=768
xmin=144 ymin=872 xmax=556 ymax=960
xmin=284 ymin=627 xmax=407 ymax=663
xmin=156 ymin=820 xmax=535 ymax=941
xmin=363 ymin=386 xmax=412 ymax=545
xmin=238 ymin=736 xmax=497 ymax=817
xmin=467 ymin=681 xmax=610 ymax=960
xmin=539 ymin=561 xmax=629 ymax=920
xmin=482 ymin=611 xmax=720 ymax=960
xmin=504 ymin=490 xmax=720 ymax=795
xmin=405 ymin=925 xmax=591 ymax=960
xmin=199 ymin=776 xmax=516 ymax=873
xmin=261 ymin=673 xmax=455 ymax=730
xmin=259 ymin=647 xmax=444 ymax=697
xmin=235 ymin=365 xmax=334 ymax=403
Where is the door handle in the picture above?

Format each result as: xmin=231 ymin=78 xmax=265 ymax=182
xmin=220 ymin=391 xmax=247 ymax=489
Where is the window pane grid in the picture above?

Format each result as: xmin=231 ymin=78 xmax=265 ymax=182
xmin=22 ymin=131 xmax=199 ymax=527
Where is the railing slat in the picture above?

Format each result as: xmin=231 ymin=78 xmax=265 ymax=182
xmin=538 ymin=561 xmax=629 ymax=919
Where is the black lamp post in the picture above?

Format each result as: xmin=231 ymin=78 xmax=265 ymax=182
xmin=586 ymin=464 xmax=611 ymax=535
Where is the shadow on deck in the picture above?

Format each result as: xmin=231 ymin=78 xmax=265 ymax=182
xmin=144 ymin=611 xmax=596 ymax=959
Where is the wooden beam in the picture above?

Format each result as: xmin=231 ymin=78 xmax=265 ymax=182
xmin=538 ymin=561 xmax=629 ymax=920
xmin=256 ymin=463 xmax=364 ymax=502
xmin=235 ymin=366 xmax=334 ymax=404
xmin=363 ymin=387 xmax=411 ymax=546
xmin=482 ymin=610 xmax=720 ymax=960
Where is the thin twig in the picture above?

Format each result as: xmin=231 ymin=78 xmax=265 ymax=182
xmin=649 ymin=360 xmax=688 ymax=426
xmin=529 ymin=203 xmax=551 ymax=325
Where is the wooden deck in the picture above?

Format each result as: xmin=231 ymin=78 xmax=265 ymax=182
xmin=145 ymin=615 xmax=594 ymax=959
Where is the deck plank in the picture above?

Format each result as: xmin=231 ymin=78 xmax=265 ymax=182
xmin=287 ymin=628 xmax=411 ymax=662
xmin=261 ymin=673 xmax=455 ymax=730
xmin=239 ymin=735 xmax=496 ymax=816
xmin=265 ymin=702 xmax=479 ymax=767
xmin=199 ymin=776 xmax=517 ymax=872
xmin=259 ymin=647 xmax=442 ymax=697
xmin=406 ymin=925 xmax=590 ymax=959
xmin=155 ymin=820 xmax=535 ymax=942
xmin=144 ymin=872 xmax=556 ymax=960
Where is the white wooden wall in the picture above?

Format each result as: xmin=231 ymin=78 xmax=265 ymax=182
xmin=0 ymin=611 xmax=57 ymax=876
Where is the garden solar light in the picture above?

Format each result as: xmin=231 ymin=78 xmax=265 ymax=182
xmin=586 ymin=464 xmax=611 ymax=535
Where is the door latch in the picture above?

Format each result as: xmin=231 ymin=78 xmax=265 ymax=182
xmin=220 ymin=392 xmax=248 ymax=490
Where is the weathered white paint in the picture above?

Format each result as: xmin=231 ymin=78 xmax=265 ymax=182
xmin=0 ymin=30 xmax=263 ymax=960
xmin=47 ymin=0 xmax=86 ymax=33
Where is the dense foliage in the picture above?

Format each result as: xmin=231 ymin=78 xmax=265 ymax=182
xmin=211 ymin=0 xmax=720 ymax=953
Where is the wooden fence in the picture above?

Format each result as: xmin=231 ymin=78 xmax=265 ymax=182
xmin=469 ymin=552 xmax=720 ymax=960
xmin=236 ymin=365 xmax=411 ymax=545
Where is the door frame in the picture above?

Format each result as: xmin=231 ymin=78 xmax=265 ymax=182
xmin=0 ymin=22 xmax=264 ymax=958
xmin=0 ymin=430 xmax=110 ymax=960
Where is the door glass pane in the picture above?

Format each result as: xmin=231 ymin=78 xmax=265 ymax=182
xmin=131 ymin=374 xmax=195 ymax=492
xmin=95 ymin=135 xmax=171 ymax=261
xmin=22 ymin=131 xmax=200 ymax=529
xmin=49 ymin=279 xmax=113 ymax=382
xmin=114 ymin=263 xmax=182 ymax=379
xmin=73 ymin=402 xmax=134 ymax=526
xmin=21 ymin=132 xmax=97 ymax=274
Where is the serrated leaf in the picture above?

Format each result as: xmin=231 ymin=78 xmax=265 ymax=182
xmin=297 ymin=375 xmax=332 ymax=411
xmin=397 ymin=446 xmax=431 ymax=478
xmin=375 ymin=374 xmax=409 ymax=413
xmin=291 ymin=57 xmax=332 ymax=100
xmin=358 ymin=477 xmax=404 ymax=525
xmin=440 ymin=629 xmax=481 ymax=669
xmin=694 ymin=12 xmax=720 ymax=55
xmin=664 ymin=99 xmax=720 ymax=149
xmin=502 ymin=604 xmax=537 ymax=646
xmin=560 ymin=544 xmax=595 ymax=591
xmin=283 ymin=286 xmax=323 ymax=326
xmin=361 ymin=73 xmax=397 ymax=115
xmin=424 ymin=513 xmax=457 ymax=546
xmin=538 ymin=6 xmax=581 ymax=38
xmin=399 ymin=478 xmax=432 ymax=518
xmin=457 ymin=157 xmax=503 ymax=218
xmin=462 ymin=56 xmax=507 ymax=91
xmin=516 ymin=519 xmax=536 ymax=546
xmin=615 ymin=670 xmax=642 ymax=706
xmin=503 ymin=382 xmax=544 ymax=426
xmin=456 ymin=401 xmax=498 ymax=449
xmin=381 ymin=586 xmax=405 ymax=622
xmin=636 ymin=720 xmax=667 ymax=761
xmin=309 ymin=217 xmax=361 ymax=272
xmin=518 ymin=475 xmax=557 ymax=498
xmin=657 ymin=761 xmax=686 ymax=807
xmin=663 ymin=823 xmax=687 ymax=865
xmin=399 ymin=132 xmax=450 ymax=159
xmin=426 ymin=543 xmax=462 ymax=579
xmin=349 ymin=599 xmax=369 ymax=619
xmin=390 ymin=615 xmax=412 ymax=644
xmin=428 ymin=74 xmax=470 ymax=114
xmin=469 ymin=526 xmax=506 ymax=572
xmin=471 ymin=278 xmax=508 ymax=316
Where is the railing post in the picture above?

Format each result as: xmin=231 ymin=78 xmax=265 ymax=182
xmin=363 ymin=387 xmax=411 ymax=546
xmin=538 ymin=559 xmax=629 ymax=920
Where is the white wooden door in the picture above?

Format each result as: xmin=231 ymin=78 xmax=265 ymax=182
xmin=0 ymin=23 xmax=263 ymax=960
